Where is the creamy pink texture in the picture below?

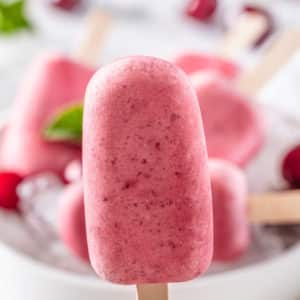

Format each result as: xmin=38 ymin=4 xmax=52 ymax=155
xmin=196 ymin=74 xmax=265 ymax=167
xmin=174 ymin=52 xmax=240 ymax=80
xmin=1 ymin=53 xmax=95 ymax=176
xmin=83 ymin=56 xmax=213 ymax=284
xmin=209 ymin=159 xmax=249 ymax=262
xmin=58 ymin=182 xmax=89 ymax=262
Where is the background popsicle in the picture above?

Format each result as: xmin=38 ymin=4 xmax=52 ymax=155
xmin=210 ymin=160 xmax=300 ymax=263
xmin=196 ymin=73 xmax=264 ymax=166
xmin=0 ymin=9 xmax=111 ymax=177
xmin=194 ymin=31 xmax=300 ymax=166
xmin=1 ymin=54 xmax=94 ymax=176
xmin=209 ymin=159 xmax=249 ymax=262
xmin=175 ymin=8 xmax=271 ymax=82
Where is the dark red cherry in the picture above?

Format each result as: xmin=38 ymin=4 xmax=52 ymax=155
xmin=282 ymin=145 xmax=300 ymax=188
xmin=186 ymin=0 xmax=217 ymax=21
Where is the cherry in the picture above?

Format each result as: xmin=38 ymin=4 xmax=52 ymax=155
xmin=186 ymin=0 xmax=217 ymax=21
xmin=0 ymin=172 xmax=23 ymax=211
xmin=50 ymin=0 xmax=81 ymax=11
xmin=242 ymin=5 xmax=274 ymax=47
xmin=282 ymin=145 xmax=300 ymax=188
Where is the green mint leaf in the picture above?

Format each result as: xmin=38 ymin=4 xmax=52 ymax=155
xmin=43 ymin=104 xmax=83 ymax=144
xmin=0 ymin=0 xmax=32 ymax=35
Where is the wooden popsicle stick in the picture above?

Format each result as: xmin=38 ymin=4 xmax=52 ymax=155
xmin=136 ymin=284 xmax=168 ymax=300
xmin=237 ymin=30 xmax=300 ymax=96
xmin=73 ymin=8 xmax=112 ymax=67
xmin=220 ymin=12 xmax=269 ymax=59
xmin=248 ymin=190 xmax=300 ymax=224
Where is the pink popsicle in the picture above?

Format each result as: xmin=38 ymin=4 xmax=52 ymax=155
xmin=174 ymin=52 xmax=240 ymax=80
xmin=1 ymin=53 xmax=95 ymax=176
xmin=196 ymin=73 xmax=265 ymax=166
xmin=58 ymin=182 xmax=89 ymax=262
xmin=83 ymin=56 xmax=213 ymax=284
xmin=209 ymin=159 xmax=249 ymax=262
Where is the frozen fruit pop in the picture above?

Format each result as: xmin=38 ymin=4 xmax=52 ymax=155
xmin=194 ymin=31 xmax=300 ymax=167
xmin=1 ymin=54 xmax=95 ymax=176
xmin=58 ymin=182 xmax=89 ymax=262
xmin=0 ymin=10 xmax=111 ymax=177
xmin=196 ymin=73 xmax=265 ymax=166
xmin=174 ymin=9 xmax=270 ymax=82
xmin=83 ymin=56 xmax=213 ymax=286
xmin=209 ymin=158 xmax=300 ymax=263
xmin=209 ymin=159 xmax=249 ymax=262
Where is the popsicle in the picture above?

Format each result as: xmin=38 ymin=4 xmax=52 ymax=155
xmin=1 ymin=54 xmax=94 ymax=176
xmin=195 ymin=72 xmax=265 ymax=166
xmin=174 ymin=8 xmax=270 ymax=81
xmin=210 ymin=158 xmax=300 ymax=263
xmin=58 ymin=182 xmax=89 ymax=262
xmin=0 ymin=9 xmax=111 ymax=177
xmin=195 ymin=31 xmax=300 ymax=166
xmin=209 ymin=159 xmax=249 ymax=262
xmin=83 ymin=56 xmax=213 ymax=292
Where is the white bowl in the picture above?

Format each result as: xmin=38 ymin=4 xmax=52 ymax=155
xmin=0 ymin=109 xmax=300 ymax=300
xmin=1 ymin=240 xmax=300 ymax=300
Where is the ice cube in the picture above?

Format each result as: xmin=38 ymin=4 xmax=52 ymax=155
xmin=17 ymin=172 xmax=64 ymax=240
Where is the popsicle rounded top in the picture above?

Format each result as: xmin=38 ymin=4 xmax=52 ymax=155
xmin=174 ymin=52 xmax=240 ymax=80
xmin=195 ymin=73 xmax=265 ymax=166
xmin=83 ymin=56 xmax=213 ymax=284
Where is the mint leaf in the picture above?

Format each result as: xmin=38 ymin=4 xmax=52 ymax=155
xmin=43 ymin=104 xmax=83 ymax=144
xmin=0 ymin=0 xmax=32 ymax=35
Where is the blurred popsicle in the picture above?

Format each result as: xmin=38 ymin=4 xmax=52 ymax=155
xmin=209 ymin=160 xmax=249 ymax=262
xmin=196 ymin=73 xmax=264 ymax=166
xmin=195 ymin=31 xmax=300 ymax=166
xmin=210 ymin=159 xmax=300 ymax=263
xmin=1 ymin=9 xmax=111 ymax=177
xmin=176 ymin=7 xmax=272 ymax=81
